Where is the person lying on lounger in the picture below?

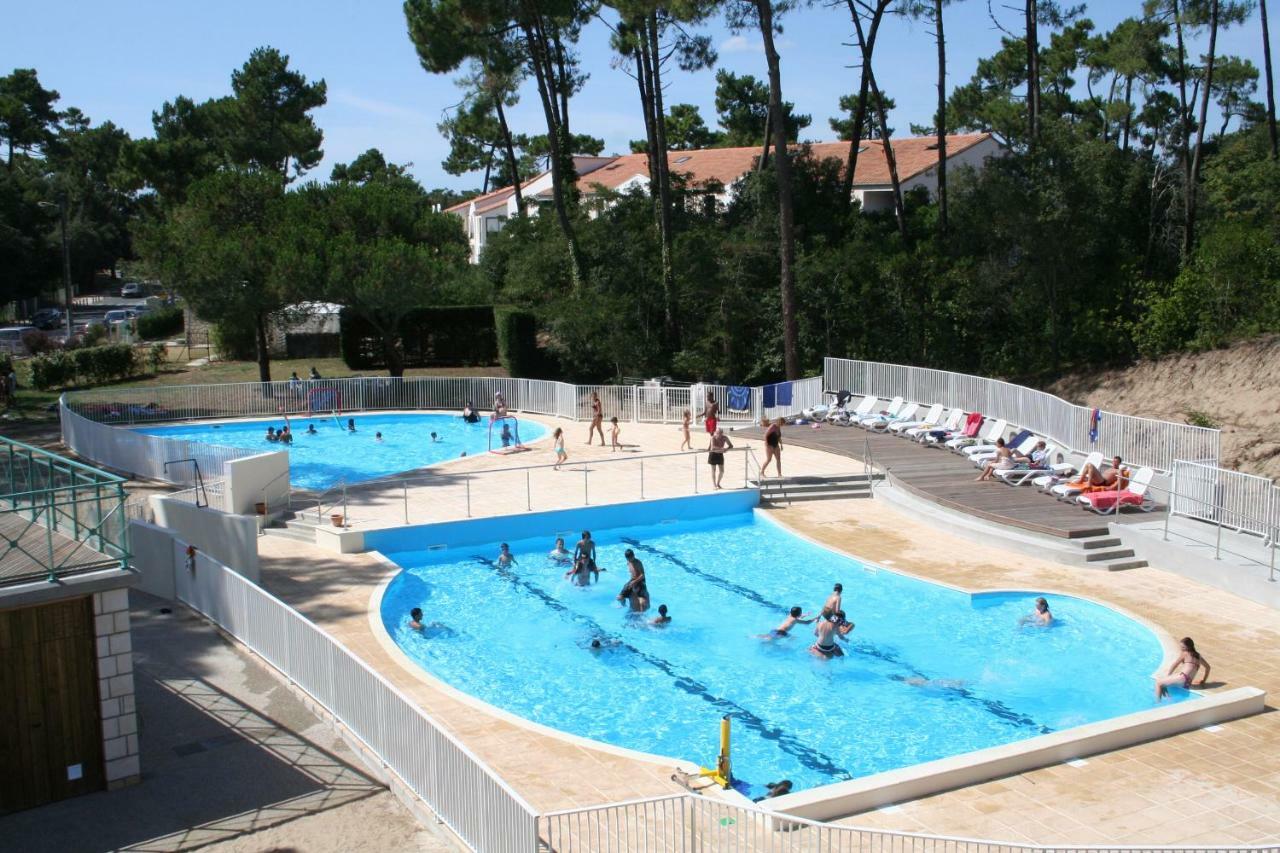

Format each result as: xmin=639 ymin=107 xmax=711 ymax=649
xmin=1078 ymin=456 xmax=1124 ymax=488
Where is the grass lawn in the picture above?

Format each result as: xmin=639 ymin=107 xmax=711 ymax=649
xmin=3 ymin=356 xmax=508 ymax=424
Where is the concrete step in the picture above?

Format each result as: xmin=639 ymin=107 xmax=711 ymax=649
xmin=761 ymin=489 xmax=872 ymax=504
xmin=1084 ymin=548 xmax=1137 ymax=562
xmin=262 ymin=525 xmax=316 ymax=544
xmin=1078 ymin=536 xmax=1123 ymax=550
xmin=1093 ymin=558 xmax=1149 ymax=571
xmin=758 ymin=481 xmax=875 ymax=495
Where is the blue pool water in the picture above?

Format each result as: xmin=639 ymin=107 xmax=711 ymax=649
xmin=380 ymin=511 xmax=1186 ymax=797
xmin=137 ymin=413 xmax=546 ymax=490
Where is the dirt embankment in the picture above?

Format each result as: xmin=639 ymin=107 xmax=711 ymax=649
xmin=1047 ymin=336 xmax=1280 ymax=479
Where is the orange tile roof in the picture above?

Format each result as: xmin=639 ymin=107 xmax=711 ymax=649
xmin=446 ymin=133 xmax=995 ymax=211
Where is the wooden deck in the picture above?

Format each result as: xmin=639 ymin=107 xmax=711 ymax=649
xmin=753 ymin=425 xmax=1165 ymax=539
xmin=0 ymin=511 xmax=122 ymax=585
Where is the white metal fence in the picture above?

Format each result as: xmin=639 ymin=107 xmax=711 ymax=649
xmin=1171 ymin=460 xmax=1279 ymax=542
xmin=172 ymin=540 xmax=538 ymax=851
xmin=823 ymin=358 xmax=1221 ymax=473
xmin=538 ymin=792 xmax=1277 ymax=852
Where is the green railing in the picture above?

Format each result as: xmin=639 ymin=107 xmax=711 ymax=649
xmin=0 ymin=437 xmax=130 ymax=586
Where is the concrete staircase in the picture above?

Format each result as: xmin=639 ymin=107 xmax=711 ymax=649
xmin=262 ymin=511 xmax=322 ymax=545
xmin=1072 ymin=533 xmax=1147 ymax=571
xmin=753 ymin=473 xmax=881 ymax=505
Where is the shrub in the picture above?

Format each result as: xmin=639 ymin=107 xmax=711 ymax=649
xmin=21 ymin=329 xmax=58 ymax=355
xmin=30 ymin=351 xmax=75 ymax=390
xmin=1185 ymin=409 xmax=1220 ymax=429
xmin=0 ymin=352 xmax=13 ymax=377
xmin=83 ymin=323 xmax=108 ymax=346
xmin=148 ymin=342 xmax=167 ymax=372
xmin=211 ymin=319 xmax=257 ymax=360
xmin=494 ymin=307 xmax=540 ymax=378
xmin=137 ymin=306 xmax=183 ymax=340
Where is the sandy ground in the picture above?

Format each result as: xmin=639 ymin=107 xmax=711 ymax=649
xmin=1050 ymin=335 xmax=1280 ymax=478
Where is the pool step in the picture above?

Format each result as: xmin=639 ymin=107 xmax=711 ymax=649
xmin=754 ymin=473 xmax=880 ymax=505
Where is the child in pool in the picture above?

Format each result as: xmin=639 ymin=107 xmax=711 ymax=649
xmin=496 ymin=543 xmax=516 ymax=568
xmin=548 ymin=537 xmax=571 ymax=563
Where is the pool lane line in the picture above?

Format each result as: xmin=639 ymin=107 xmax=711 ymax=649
xmin=620 ymin=538 xmax=1050 ymax=735
xmin=469 ymin=556 xmax=853 ymax=783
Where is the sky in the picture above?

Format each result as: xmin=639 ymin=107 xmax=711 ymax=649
xmin=2 ymin=1 xmax=1269 ymax=192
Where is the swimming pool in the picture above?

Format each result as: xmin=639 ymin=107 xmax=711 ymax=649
xmin=136 ymin=413 xmax=546 ymax=490
xmin=379 ymin=510 xmax=1186 ymax=798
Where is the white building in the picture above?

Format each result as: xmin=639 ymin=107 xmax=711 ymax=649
xmin=446 ymin=133 xmax=1002 ymax=262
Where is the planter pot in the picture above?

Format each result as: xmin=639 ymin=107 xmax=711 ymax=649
xmin=330 ymin=513 xmax=344 ymax=528
xmin=254 ymin=502 xmax=267 ymax=516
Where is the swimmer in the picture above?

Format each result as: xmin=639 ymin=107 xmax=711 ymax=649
xmin=834 ymin=609 xmax=855 ymax=638
xmin=565 ymin=555 xmax=592 ymax=586
xmin=347 ymin=418 xmax=356 ymax=432
xmin=306 ymin=423 xmax=317 ymax=435
xmin=375 ymin=431 xmax=384 ymax=442
xmin=811 ymin=614 xmax=844 ymax=658
xmin=1019 ymin=597 xmax=1053 ymax=626
xmin=279 ymin=426 xmax=293 ymax=444
xmin=573 ymin=531 xmax=598 ymax=581
xmin=764 ymin=606 xmax=816 ymax=639
xmin=651 ymin=604 xmax=671 ymax=626
xmin=1156 ymin=637 xmax=1210 ymax=700
xmin=617 ymin=549 xmax=648 ymax=612
xmin=265 ymin=426 xmax=278 ymax=443
xmin=496 ymin=543 xmax=516 ymax=568
xmin=548 ymin=537 xmax=571 ymax=563
xmin=500 ymin=423 xmax=514 ymax=448
xmin=408 ymin=607 xmax=424 ymax=631
xmin=462 ymin=402 xmax=480 ymax=424
xmin=823 ymin=583 xmax=843 ymax=615
xmin=753 ymin=779 xmax=793 ymax=801
xmin=430 ymin=431 xmax=440 ymax=442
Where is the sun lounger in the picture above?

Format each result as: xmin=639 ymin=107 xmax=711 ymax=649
xmin=888 ymin=403 xmax=944 ymax=434
xmin=1077 ymin=467 xmax=1155 ymax=514
xmin=971 ymin=432 xmax=1039 ymax=466
xmin=907 ymin=407 xmax=962 ymax=439
xmin=869 ymin=402 xmax=918 ymax=431
xmin=858 ymin=396 xmax=904 ymax=428
xmin=925 ymin=411 xmax=982 ymax=445
xmin=947 ymin=418 xmax=1005 ymax=452
xmin=1032 ymin=450 xmax=1100 ymax=490
xmin=966 ymin=428 xmax=1033 ymax=460
xmin=1049 ymin=452 xmax=1115 ymax=499
xmin=994 ymin=444 xmax=1061 ymax=485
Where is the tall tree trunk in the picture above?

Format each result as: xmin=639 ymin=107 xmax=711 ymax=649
xmin=255 ymin=312 xmax=272 ymax=384
xmin=1185 ymin=0 xmax=1220 ymax=258
xmin=1121 ymin=75 xmax=1134 ymax=152
xmin=646 ymin=12 xmax=680 ymax=350
xmin=1026 ymin=0 xmax=1040 ymax=145
xmin=519 ymin=12 xmax=584 ymax=288
xmin=754 ymin=0 xmax=801 ymax=380
xmin=482 ymin=143 xmax=494 ymax=193
xmin=1172 ymin=0 xmax=1193 ymax=257
xmin=1262 ymin=0 xmax=1278 ymax=159
xmin=380 ymin=327 xmax=405 ymax=378
xmin=849 ymin=3 xmax=907 ymax=239
xmin=759 ymin=109 xmax=772 ymax=169
xmin=841 ymin=0 xmax=887 ymax=212
xmin=493 ymin=97 xmax=525 ymax=215
xmin=934 ymin=0 xmax=949 ymax=236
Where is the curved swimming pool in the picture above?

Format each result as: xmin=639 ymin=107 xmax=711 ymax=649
xmin=136 ymin=412 xmax=546 ymax=490
xmin=379 ymin=510 xmax=1185 ymax=798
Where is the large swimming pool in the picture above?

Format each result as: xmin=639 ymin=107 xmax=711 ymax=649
xmin=379 ymin=510 xmax=1185 ymax=797
xmin=137 ymin=413 xmax=546 ymax=490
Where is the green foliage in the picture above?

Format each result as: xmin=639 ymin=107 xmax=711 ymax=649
xmin=1184 ymin=409 xmax=1219 ymax=429
xmin=494 ymin=307 xmax=541 ymax=377
xmin=148 ymin=342 xmax=167 ymax=372
xmin=136 ymin=306 xmax=183 ymax=339
xmin=0 ymin=352 xmax=11 ymax=377
xmin=713 ymin=70 xmax=810 ymax=147
xmin=211 ymin=319 xmax=257 ymax=360
xmin=30 ymin=344 xmax=136 ymax=389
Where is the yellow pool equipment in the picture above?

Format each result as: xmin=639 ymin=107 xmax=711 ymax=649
xmin=698 ymin=715 xmax=732 ymax=789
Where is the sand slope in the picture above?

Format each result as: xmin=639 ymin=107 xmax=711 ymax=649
xmin=1048 ymin=335 xmax=1280 ymax=479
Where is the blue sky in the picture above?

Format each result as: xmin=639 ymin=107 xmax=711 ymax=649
xmin=3 ymin=1 xmax=1267 ymax=191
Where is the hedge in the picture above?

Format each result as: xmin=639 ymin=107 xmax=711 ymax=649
xmin=137 ymin=306 xmax=183 ymax=340
xmin=340 ymin=306 xmax=498 ymax=369
xmin=494 ymin=307 xmax=540 ymax=378
xmin=30 ymin=344 xmax=137 ymax=390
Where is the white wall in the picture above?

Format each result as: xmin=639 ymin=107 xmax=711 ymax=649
xmin=128 ymin=521 xmax=177 ymax=599
xmin=150 ymin=496 xmax=259 ymax=583
xmin=224 ymin=450 xmax=290 ymax=515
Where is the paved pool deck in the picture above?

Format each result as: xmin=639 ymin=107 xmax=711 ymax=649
xmin=254 ymin=419 xmax=1280 ymax=846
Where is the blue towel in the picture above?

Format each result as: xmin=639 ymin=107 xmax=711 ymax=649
xmin=775 ymin=382 xmax=793 ymax=406
xmin=727 ymin=385 xmax=750 ymax=411
xmin=762 ymin=384 xmax=776 ymax=408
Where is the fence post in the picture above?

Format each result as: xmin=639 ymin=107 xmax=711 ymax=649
xmin=1164 ymin=466 xmax=1177 ymax=542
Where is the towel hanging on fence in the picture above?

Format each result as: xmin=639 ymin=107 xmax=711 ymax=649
xmin=1089 ymin=408 xmax=1102 ymax=444
xmin=727 ymin=385 xmax=751 ymax=412
xmin=774 ymin=382 xmax=793 ymax=407
xmin=762 ymin=384 xmax=776 ymax=409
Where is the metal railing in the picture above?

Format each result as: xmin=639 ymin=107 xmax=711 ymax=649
xmin=538 ymin=791 xmax=1278 ymax=852
xmin=824 ymin=358 xmax=1221 ymax=473
xmin=173 ymin=540 xmax=538 ymax=851
xmin=300 ymin=448 xmax=762 ymax=528
xmin=1144 ymin=468 xmax=1280 ymax=579
xmin=0 ymin=437 xmax=130 ymax=585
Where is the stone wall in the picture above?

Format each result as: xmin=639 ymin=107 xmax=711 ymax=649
xmin=93 ymin=587 xmax=140 ymax=788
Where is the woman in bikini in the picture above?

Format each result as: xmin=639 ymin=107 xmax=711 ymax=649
xmin=587 ymin=392 xmax=605 ymax=445
xmin=1156 ymin=637 xmax=1210 ymax=700
xmin=761 ymin=417 xmax=783 ymax=477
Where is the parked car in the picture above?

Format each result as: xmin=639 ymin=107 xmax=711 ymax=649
xmin=120 ymin=282 xmax=144 ymax=298
xmin=103 ymin=309 xmax=138 ymax=325
xmin=30 ymin=308 xmax=64 ymax=330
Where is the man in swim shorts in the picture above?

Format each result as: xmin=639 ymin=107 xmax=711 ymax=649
xmin=700 ymin=392 xmax=720 ymax=435
xmin=811 ymin=613 xmax=844 ymax=658
xmin=766 ymin=606 xmax=815 ymax=638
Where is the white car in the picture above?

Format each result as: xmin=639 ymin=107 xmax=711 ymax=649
xmin=120 ymin=282 xmax=144 ymax=298
xmin=103 ymin=309 xmax=138 ymax=325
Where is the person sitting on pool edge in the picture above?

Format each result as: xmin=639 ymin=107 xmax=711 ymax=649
xmin=1019 ymin=597 xmax=1053 ymax=626
xmin=409 ymin=608 xmax=424 ymax=631
xmin=811 ymin=609 xmax=844 ymax=658
xmin=765 ymin=606 xmax=816 ymax=639
xmin=650 ymin=604 xmax=671 ymax=626
xmin=306 ymin=423 xmax=318 ymax=435
xmin=548 ymin=537 xmax=571 ymax=564
xmin=496 ymin=542 xmax=516 ymax=568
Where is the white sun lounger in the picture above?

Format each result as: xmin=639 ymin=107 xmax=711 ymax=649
xmin=906 ymin=407 xmax=962 ymax=439
xmin=1076 ymin=467 xmax=1156 ymax=514
xmin=995 ymin=444 xmax=1061 ymax=485
xmin=842 ymin=394 xmax=878 ymax=423
xmin=1032 ymin=450 xmax=1101 ymax=490
xmin=858 ymin=396 xmax=904 ymax=428
xmin=889 ymin=403 xmax=944 ymax=434
xmin=870 ymin=402 xmax=918 ymax=431
xmin=1048 ymin=452 xmax=1111 ymax=498
xmin=971 ymin=433 xmax=1040 ymax=467
xmin=946 ymin=418 xmax=1005 ymax=452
